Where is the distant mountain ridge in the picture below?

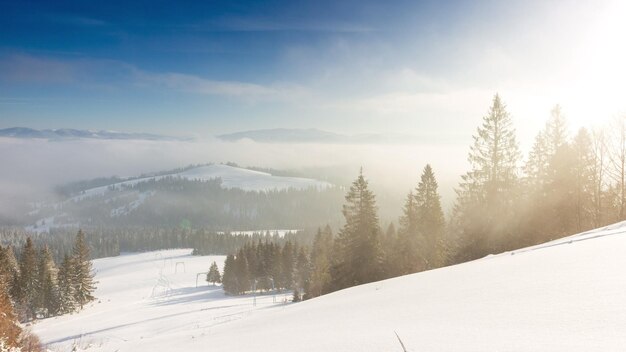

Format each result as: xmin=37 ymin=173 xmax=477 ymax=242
xmin=218 ymin=128 xmax=444 ymax=144
xmin=0 ymin=127 xmax=184 ymax=141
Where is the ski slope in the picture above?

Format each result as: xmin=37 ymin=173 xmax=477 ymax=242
xmin=34 ymin=222 xmax=626 ymax=351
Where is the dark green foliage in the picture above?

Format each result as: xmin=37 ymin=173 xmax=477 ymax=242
xmin=206 ymin=261 xmax=221 ymax=285
xmin=330 ymin=170 xmax=384 ymax=291
xmin=13 ymin=237 xmax=39 ymax=321
xmin=72 ymin=230 xmax=96 ymax=309
xmin=57 ymin=254 xmax=76 ymax=314
xmin=221 ymin=240 xmax=310 ymax=296
xmin=37 ymin=246 xmax=60 ymax=317
xmin=221 ymin=255 xmax=238 ymax=295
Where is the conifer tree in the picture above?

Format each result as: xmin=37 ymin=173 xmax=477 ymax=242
xmin=71 ymin=230 xmax=96 ymax=309
xmin=221 ymin=254 xmax=237 ymax=295
xmin=307 ymin=226 xmax=333 ymax=298
xmin=206 ymin=261 xmax=221 ymax=285
xmin=294 ymin=247 xmax=310 ymax=295
xmin=330 ymin=169 xmax=383 ymax=291
xmin=280 ymin=241 xmax=295 ymax=290
xmin=394 ymin=191 xmax=421 ymax=275
xmin=234 ymin=250 xmax=250 ymax=294
xmin=13 ymin=237 xmax=39 ymax=321
xmin=0 ymin=246 xmax=18 ymax=287
xmin=37 ymin=246 xmax=60 ymax=317
xmin=415 ymin=164 xmax=446 ymax=269
xmin=454 ymin=94 xmax=521 ymax=259
xmin=57 ymin=254 xmax=76 ymax=314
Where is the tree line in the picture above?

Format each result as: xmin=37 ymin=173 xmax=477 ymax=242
xmin=0 ymin=227 xmax=312 ymax=264
xmin=221 ymin=240 xmax=310 ymax=298
xmin=0 ymin=230 xmax=96 ymax=324
xmin=218 ymin=94 xmax=626 ymax=301
xmin=218 ymin=164 xmax=446 ymax=300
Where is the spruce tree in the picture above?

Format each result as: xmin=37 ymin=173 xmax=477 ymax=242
xmin=307 ymin=226 xmax=333 ymax=298
xmin=330 ymin=169 xmax=383 ymax=291
xmin=454 ymin=94 xmax=521 ymax=259
xmin=13 ymin=237 xmax=39 ymax=321
xmin=234 ymin=249 xmax=250 ymax=294
xmin=221 ymin=254 xmax=237 ymax=295
xmin=37 ymin=246 xmax=60 ymax=317
xmin=294 ymin=247 xmax=310 ymax=295
xmin=394 ymin=191 xmax=421 ymax=276
xmin=0 ymin=246 xmax=18 ymax=287
xmin=415 ymin=164 xmax=446 ymax=269
xmin=57 ymin=254 xmax=76 ymax=314
xmin=71 ymin=230 xmax=96 ymax=309
xmin=280 ymin=241 xmax=295 ymax=290
xmin=206 ymin=261 xmax=221 ymax=285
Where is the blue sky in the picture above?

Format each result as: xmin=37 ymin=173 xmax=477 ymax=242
xmin=0 ymin=0 xmax=623 ymax=140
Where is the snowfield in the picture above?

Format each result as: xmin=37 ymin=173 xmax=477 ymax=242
xmin=34 ymin=222 xmax=626 ymax=351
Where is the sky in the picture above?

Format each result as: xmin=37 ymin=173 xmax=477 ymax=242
xmin=1 ymin=0 xmax=625 ymax=144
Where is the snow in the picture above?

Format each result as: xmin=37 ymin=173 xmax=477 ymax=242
xmin=33 ymin=222 xmax=626 ymax=351
xmin=70 ymin=164 xmax=331 ymax=202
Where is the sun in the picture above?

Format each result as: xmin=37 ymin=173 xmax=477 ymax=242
xmin=561 ymin=0 xmax=626 ymax=128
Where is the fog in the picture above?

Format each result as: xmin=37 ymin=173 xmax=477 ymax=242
xmin=0 ymin=137 xmax=469 ymax=221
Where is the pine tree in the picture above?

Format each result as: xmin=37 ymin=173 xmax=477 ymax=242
xmin=294 ymin=247 xmax=310 ymax=294
xmin=415 ymin=164 xmax=446 ymax=269
xmin=394 ymin=191 xmax=421 ymax=276
xmin=57 ymin=254 xmax=76 ymax=314
xmin=221 ymin=254 xmax=237 ymax=295
xmin=280 ymin=241 xmax=295 ymax=290
xmin=0 ymin=246 xmax=18 ymax=288
xmin=234 ymin=250 xmax=250 ymax=294
xmin=71 ymin=230 xmax=96 ymax=309
xmin=330 ymin=169 xmax=383 ymax=291
xmin=206 ymin=261 xmax=221 ymax=285
xmin=454 ymin=94 xmax=521 ymax=259
xmin=37 ymin=246 xmax=60 ymax=317
xmin=13 ymin=237 xmax=39 ymax=321
xmin=307 ymin=226 xmax=333 ymax=298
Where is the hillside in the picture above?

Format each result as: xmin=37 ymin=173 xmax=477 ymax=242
xmin=33 ymin=222 xmax=626 ymax=351
xmin=25 ymin=164 xmax=340 ymax=231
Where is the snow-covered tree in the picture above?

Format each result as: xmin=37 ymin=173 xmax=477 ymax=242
xmin=71 ymin=230 xmax=96 ymax=309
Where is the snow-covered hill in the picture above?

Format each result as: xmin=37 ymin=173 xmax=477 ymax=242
xmin=71 ymin=164 xmax=331 ymax=199
xmin=25 ymin=164 xmax=336 ymax=232
xmin=33 ymin=222 xmax=626 ymax=351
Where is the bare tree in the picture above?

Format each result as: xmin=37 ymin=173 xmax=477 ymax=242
xmin=607 ymin=116 xmax=626 ymax=220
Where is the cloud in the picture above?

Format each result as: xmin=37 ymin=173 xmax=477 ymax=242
xmin=0 ymin=54 xmax=308 ymax=102
xmin=134 ymin=71 xmax=309 ymax=102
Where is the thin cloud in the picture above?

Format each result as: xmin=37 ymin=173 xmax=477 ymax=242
xmin=134 ymin=70 xmax=309 ymax=102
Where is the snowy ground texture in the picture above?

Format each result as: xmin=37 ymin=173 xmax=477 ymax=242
xmin=34 ymin=222 xmax=626 ymax=351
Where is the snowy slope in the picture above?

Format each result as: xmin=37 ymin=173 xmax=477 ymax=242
xmin=34 ymin=222 xmax=626 ymax=351
xmin=71 ymin=164 xmax=331 ymax=201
